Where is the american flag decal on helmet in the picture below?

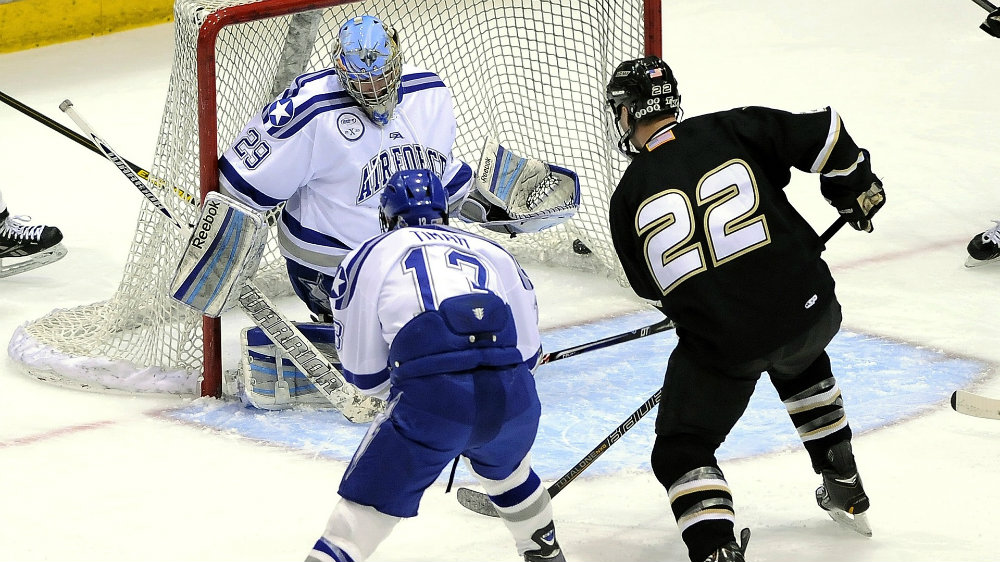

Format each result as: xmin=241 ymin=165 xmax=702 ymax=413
xmin=648 ymin=68 xmax=663 ymax=78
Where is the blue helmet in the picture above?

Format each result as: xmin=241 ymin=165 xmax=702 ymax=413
xmin=334 ymin=15 xmax=402 ymax=127
xmin=379 ymin=169 xmax=449 ymax=232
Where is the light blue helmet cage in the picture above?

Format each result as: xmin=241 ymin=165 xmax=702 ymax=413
xmin=334 ymin=15 xmax=402 ymax=127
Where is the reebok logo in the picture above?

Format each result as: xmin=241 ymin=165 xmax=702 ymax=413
xmin=192 ymin=199 xmax=220 ymax=249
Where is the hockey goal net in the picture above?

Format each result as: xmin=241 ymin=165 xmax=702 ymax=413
xmin=9 ymin=0 xmax=660 ymax=397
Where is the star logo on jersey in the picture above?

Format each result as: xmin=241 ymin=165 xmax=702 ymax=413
xmin=265 ymin=99 xmax=294 ymax=127
xmin=329 ymin=267 xmax=348 ymax=300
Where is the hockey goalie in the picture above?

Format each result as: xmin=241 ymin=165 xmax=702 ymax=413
xmin=168 ymin=138 xmax=579 ymax=416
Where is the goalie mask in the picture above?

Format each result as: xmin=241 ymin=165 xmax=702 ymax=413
xmin=379 ymin=169 xmax=449 ymax=232
xmin=605 ymin=55 xmax=682 ymax=158
xmin=334 ymin=15 xmax=402 ymax=127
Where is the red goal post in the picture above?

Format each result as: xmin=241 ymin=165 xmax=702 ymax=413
xmin=10 ymin=0 xmax=661 ymax=400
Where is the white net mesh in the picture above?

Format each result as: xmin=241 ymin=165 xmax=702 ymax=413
xmin=9 ymin=0 xmax=651 ymax=395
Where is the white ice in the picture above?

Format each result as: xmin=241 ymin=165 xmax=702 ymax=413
xmin=2 ymin=1 xmax=999 ymax=560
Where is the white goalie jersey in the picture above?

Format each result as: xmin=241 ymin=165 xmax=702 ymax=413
xmin=330 ymin=225 xmax=542 ymax=398
xmin=218 ymin=64 xmax=474 ymax=274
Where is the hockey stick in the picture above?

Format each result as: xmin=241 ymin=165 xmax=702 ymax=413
xmin=969 ymin=0 xmax=1000 ymax=37
xmin=59 ymin=100 xmax=189 ymax=230
xmin=951 ymin=390 xmax=1000 ymax=420
xmin=538 ymin=316 xmax=674 ymax=366
xmin=457 ymin=217 xmax=847 ymax=516
xmin=59 ymin=100 xmax=382 ymax=423
xmin=970 ymin=0 xmax=997 ymax=12
xmin=820 ymin=216 xmax=847 ymax=245
xmin=456 ymin=389 xmax=662 ymax=517
xmin=0 ymin=90 xmax=197 ymax=206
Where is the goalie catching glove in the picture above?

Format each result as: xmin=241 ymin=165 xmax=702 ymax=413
xmin=459 ymin=138 xmax=580 ymax=236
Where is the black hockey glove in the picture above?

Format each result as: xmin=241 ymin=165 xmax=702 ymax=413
xmin=823 ymin=178 xmax=885 ymax=233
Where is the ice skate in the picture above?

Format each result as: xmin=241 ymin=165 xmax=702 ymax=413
xmin=815 ymin=441 xmax=872 ymax=536
xmin=523 ymin=521 xmax=566 ymax=562
xmin=0 ymin=209 xmax=67 ymax=278
xmin=965 ymin=219 xmax=1000 ymax=268
xmin=702 ymin=528 xmax=751 ymax=562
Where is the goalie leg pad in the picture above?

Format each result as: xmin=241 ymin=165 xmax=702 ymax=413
xmin=170 ymin=192 xmax=268 ymax=317
xmin=239 ymin=323 xmax=341 ymax=410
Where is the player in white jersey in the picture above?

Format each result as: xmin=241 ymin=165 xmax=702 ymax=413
xmin=305 ymin=170 xmax=565 ymax=562
xmin=218 ymin=14 xmax=474 ymax=320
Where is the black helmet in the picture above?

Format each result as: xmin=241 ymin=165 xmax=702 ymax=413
xmin=605 ymin=56 xmax=681 ymax=157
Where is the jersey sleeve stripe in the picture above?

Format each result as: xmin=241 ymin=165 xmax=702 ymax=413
xmin=809 ymin=107 xmax=842 ymax=173
xmin=442 ymin=161 xmax=473 ymax=197
xmin=279 ymin=211 xmax=352 ymax=249
xmin=342 ymin=365 xmax=390 ymax=391
xmin=276 ymin=67 xmax=340 ymax=100
xmin=219 ymin=155 xmax=284 ymax=208
xmin=821 ymin=149 xmax=865 ymax=178
xmin=400 ymin=80 xmax=447 ymax=95
xmin=334 ymin=232 xmax=392 ymax=310
xmin=267 ymin=93 xmax=358 ymax=139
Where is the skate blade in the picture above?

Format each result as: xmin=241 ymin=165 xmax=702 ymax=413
xmin=0 ymin=243 xmax=68 ymax=278
xmin=965 ymin=254 xmax=1000 ymax=268
xmin=826 ymin=508 xmax=872 ymax=537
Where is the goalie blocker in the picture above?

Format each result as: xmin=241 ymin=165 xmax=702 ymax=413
xmin=170 ymin=192 xmax=384 ymax=422
xmin=460 ymin=138 xmax=580 ymax=236
xmin=170 ymin=191 xmax=268 ymax=317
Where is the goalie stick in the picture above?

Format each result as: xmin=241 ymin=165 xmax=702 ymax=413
xmin=951 ymin=390 xmax=1000 ymax=420
xmin=59 ymin=99 xmax=382 ymax=423
xmin=457 ymin=389 xmax=662 ymax=517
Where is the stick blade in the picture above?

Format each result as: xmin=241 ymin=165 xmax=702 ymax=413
xmin=455 ymin=487 xmax=500 ymax=518
xmin=952 ymin=390 xmax=1000 ymax=420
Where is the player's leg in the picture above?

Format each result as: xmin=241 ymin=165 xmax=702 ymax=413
xmin=284 ymin=258 xmax=340 ymax=322
xmin=310 ymin=379 xmax=474 ymax=560
xmin=463 ymin=369 xmax=565 ymax=562
xmin=651 ymin=345 xmax=757 ymax=562
xmin=306 ymin=499 xmax=400 ymax=562
xmin=767 ymin=300 xmax=870 ymax=534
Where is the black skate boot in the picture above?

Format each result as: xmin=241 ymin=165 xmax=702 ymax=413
xmin=702 ymin=528 xmax=751 ymax=562
xmin=815 ymin=441 xmax=872 ymax=536
xmin=523 ymin=521 xmax=565 ymax=562
xmin=0 ymin=209 xmax=67 ymax=278
xmin=965 ymin=220 xmax=1000 ymax=268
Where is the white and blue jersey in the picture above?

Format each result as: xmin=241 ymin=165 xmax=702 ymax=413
xmin=329 ymin=224 xmax=550 ymax=521
xmin=218 ymin=64 xmax=474 ymax=275
xmin=330 ymin=224 xmax=541 ymax=398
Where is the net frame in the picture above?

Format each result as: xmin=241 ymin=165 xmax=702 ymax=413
xmin=9 ymin=0 xmax=661 ymax=398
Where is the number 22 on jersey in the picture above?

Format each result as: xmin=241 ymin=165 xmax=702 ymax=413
xmin=637 ymin=159 xmax=770 ymax=295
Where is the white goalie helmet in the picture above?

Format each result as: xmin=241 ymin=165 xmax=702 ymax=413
xmin=333 ymin=15 xmax=403 ymax=127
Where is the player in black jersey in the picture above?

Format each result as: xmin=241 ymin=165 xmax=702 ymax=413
xmin=605 ymin=56 xmax=886 ymax=561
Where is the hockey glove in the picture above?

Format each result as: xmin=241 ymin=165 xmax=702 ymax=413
xmin=823 ymin=178 xmax=885 ymax=233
